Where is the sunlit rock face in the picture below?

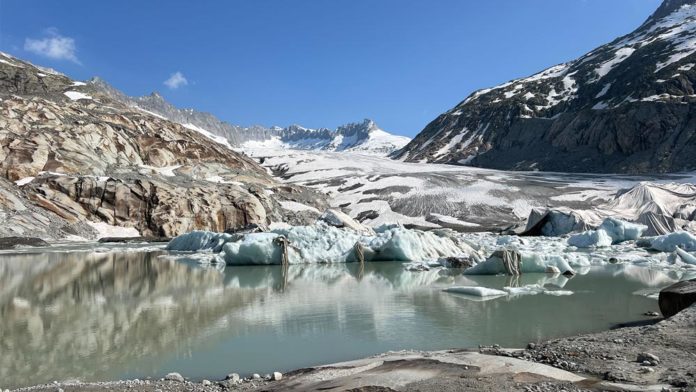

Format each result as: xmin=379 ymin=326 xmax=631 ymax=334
xmin=394 ymin=0 xmax=696 ymax=173
xmin=0 ymin=52 xmax=327 ymax=239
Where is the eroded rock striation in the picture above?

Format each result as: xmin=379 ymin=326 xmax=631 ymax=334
xmin=0 ymin=52 xmax=327 ymax=239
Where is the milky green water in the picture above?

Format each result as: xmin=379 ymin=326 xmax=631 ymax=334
xmin=0 ymin=245 xmax=674 ymax=388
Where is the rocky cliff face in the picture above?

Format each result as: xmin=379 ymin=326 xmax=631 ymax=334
xmin=393 ymin=0 xmax=696 ymax=174
xmin=0 ymin=52 xmax=327 ymax=239
xmin=89 ymin=77 xmax=278 ymax=146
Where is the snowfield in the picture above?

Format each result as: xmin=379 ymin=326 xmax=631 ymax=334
xmin=241 ymin=146 xmax=696 ymax=234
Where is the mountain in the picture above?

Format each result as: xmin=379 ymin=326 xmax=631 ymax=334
xmin=245 ymin=119 xmax=411 ymax=154
xmin=0 ymin=52 xmax=327 ymax=240
xmin=88 ymin=79 xmax=409 ymax=155
xmin=393 ymin=0 xmax=696 ymax=174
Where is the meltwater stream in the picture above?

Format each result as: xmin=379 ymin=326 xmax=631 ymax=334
xmin=0 ymin=244 xmax=675 ymax=388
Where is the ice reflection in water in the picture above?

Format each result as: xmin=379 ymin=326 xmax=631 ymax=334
xmin=0 ymin=248 xmax=673 ymax=388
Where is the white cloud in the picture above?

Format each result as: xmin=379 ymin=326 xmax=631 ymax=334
xmin=164 ymin=71 xmax=188 ymax=89
xmin=24 ymin=28 xmax=80 ymax=64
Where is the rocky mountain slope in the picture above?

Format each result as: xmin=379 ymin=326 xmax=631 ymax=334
xmin=88 ymin=78 xmax=409 ymax=155
xmin=0 ymin=52 xmax=327 ymax=240
xmin=393 ymin=0 xmax=696 ymax=174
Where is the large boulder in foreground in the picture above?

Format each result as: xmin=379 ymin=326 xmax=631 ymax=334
xmin=659 ymin=279 xmax=696 ymax=318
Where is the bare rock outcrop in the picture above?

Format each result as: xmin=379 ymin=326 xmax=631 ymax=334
xmin=0 ymin=52 xmax=327 ymax=239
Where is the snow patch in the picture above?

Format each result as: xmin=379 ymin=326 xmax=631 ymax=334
xmin=63 ymin=91 xmax=92 ymax=101
xmin=88 ymin=222 xmax=140 ymax=239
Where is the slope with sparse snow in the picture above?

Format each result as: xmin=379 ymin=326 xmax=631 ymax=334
xmin=394 ymin=0 xmax=696 ymax=174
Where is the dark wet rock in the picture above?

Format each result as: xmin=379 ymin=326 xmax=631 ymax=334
xmin=225 ymin=373 xmax=240 ymax=382
xmin=355 ymin=210 xmax=379 ymax=222
xmin=659 ymin=279 xmax=696 ymax=318
xmin=0 ymin=236 xmax=50 ymax=249
xmin=637 ymin=352 xmax=660 ymax=365
xmin=439 ymin=256 xmax=476 ymax=269
xmin=224 ymin=223 xmax=267 ymax=234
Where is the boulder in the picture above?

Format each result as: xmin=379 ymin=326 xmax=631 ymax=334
xmin=659 ymin=279 xmax=696 ymax=318
xmin=317 ymin=209 xmax=375 ymax=235
xmin=439 ymin=256 xmax=476 ymax=269
xmin=164 ymin=372 xmax=184 ymax=382
xmin=0 ymin=236 xmax=50 ymax=250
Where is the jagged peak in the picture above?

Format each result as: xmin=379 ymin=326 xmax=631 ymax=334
xmin=642 ymin=0 xmax=696 ymax=26
xmin=336 ymin=118 xmax=380 ymax=134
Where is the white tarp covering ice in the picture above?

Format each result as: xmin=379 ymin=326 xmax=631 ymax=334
xmin=527 ymin=183 xmax=696 ymax=237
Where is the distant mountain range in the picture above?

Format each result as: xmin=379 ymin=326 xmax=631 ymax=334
xmin=393 ymin=0 xmax=696 ymax=174
xmin=243 ymin=120 xmax=411 ymax=154
xmin=88 ymin=78 xmax=409 ymax=155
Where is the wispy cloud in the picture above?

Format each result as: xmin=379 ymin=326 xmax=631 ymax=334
xmin=164 ymin=71 xmax=188 ymax=89
xmin=24 ymin=28 xmax=80 ymax=64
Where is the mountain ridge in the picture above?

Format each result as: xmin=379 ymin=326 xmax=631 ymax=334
xmin=0 ymin=51 xmax=327 ymax=240
xmin=87 ymin=78 xmax=410 ymax=155
xmin=392 ymin=0 xmax=696 ymax=173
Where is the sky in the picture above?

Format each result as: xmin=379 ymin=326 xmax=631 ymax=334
xmin=0 ymin=0 xmax=661 ymax=137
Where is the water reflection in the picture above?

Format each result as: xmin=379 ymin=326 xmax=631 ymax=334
xmin=0 ymin=250 xmax=669 ymax=388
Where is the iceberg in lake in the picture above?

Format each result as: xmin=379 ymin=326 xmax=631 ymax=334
xmin=167 ymin=223 xmax=482 ymax=265
xmin=568 ymin=218 xmax=647 ymax=248
xmin=443 ymin=286 xmax=507 ymax=297
xmin=568 ymin=229 xmax=613 ymax=248
xmin=649 ymin=231 xmax=696 ymax=252
xmin=464 ymin=250 xmax=584 ymax=275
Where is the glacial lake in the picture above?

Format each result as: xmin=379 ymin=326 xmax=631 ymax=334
xmin=0 ymin=243 xmax=675 ymax=388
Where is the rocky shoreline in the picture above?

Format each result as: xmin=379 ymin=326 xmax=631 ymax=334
xmin=9 ymin=304 xmax=695 ymax=392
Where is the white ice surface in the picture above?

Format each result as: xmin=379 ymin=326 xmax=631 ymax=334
xmin=443 ymin=286 xmax=507 ymax=297
xmin=168 ymin=224 xmax=481 ymax=265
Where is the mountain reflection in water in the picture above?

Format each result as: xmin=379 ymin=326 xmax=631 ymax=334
xmin=0 ymin=248 xmax=669 ymax=388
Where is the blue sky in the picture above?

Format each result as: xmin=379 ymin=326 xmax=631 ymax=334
xmin=0 ymin=0 xmax=661 ymax=137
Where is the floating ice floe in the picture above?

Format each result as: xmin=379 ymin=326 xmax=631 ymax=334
xmin=444 ymin=284 xmax=573 ymax=300
xmin=443 ymin=286 xmax=507 ymax=297
xmin=568 ymin=218 xmax=647 ymax=248
xmin=649 ymin=231 xmax=696 ymax=252
xmin=568 ymin=229 xmax=613 ymax=248
xmin=675 ymin=248 xmax=696 ymax=265
xmin=464 ymin=251 xmax=582 ymax=275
